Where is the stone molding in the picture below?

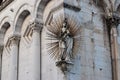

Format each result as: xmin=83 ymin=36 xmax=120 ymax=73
xmin=23 ymin=25 xmax=33 ymax=41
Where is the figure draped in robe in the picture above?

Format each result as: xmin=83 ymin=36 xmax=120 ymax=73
xmin=59 ymin=18 xmax=73 ymax=61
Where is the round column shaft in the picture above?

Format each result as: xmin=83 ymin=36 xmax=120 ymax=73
xmin=9 ymin=36 xmax=20 ymax=80
xmin=30 ymin=22 xmax=43 ymax=80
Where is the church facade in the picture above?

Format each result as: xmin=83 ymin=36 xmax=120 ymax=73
xmin=0 ymin=0 xmax=120 ymax=80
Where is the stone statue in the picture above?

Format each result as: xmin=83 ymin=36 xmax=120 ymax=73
xmin=59 ymin=18 xmax=73 ymax=62
xmin=46 ymin=16 xmax=80 ymax=73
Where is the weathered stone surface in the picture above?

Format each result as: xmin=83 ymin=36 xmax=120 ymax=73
xmin=0 ymin=0 xmax=120 ymax=80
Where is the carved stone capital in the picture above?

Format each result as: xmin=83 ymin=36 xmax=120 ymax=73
xmin=107 ymin=12 xmax=120 ymax=28
xmin=10 ymin=36 xmax=20 ymax=45
xmin=29 ymin=21 xmax=43 ymax=32
xmin=5 ymin=35 xmax=20 ymax=47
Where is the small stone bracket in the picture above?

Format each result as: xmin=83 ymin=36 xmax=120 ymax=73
xmin=56 ymin=60 xmax=73 ymax=74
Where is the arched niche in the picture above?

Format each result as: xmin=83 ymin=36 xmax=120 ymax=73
xmin=0 ymin=22 xmax=10 ymax=45
xmin=0 ymin=22 xmax=10 ymax=80
xmin=35 ymin=0 xmax=51 ymax=23
xmin=13 ymin=3 xmax=32 ymax=35
xmin=14 ymin=10 xmax=30 ymax=35
xmin=14 ymin=9 xmax=33 ymax=80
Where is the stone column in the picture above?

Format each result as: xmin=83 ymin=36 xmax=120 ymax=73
xmin=9 ymin=36 xmax=20 ymax=80
xmin=0 ymin=45 xmax=3 ymax=80
xmin=30 ymin=22 xmax=43 ymax=80
xmin=109 ymin=13 xmax=120 ymax=80
xmin=111 ymin=27 xmax=118 ymax=80
xmin=117 ymin=24 xmax=120 ymax=80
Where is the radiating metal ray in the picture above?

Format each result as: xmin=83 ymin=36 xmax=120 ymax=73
xmin=46 ymin=14 xmax=81 ymax=60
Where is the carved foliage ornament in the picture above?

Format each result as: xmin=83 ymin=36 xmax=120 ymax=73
xmin=46 ymin=14 xmax=81 ymax=61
